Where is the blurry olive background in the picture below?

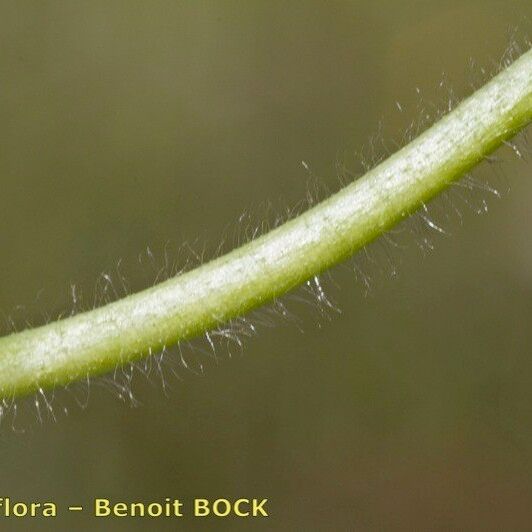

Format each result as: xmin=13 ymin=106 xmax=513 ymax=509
xmin=1 ymin=1 xmax=531 ymax=530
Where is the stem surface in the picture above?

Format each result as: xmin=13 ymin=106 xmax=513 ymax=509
xmin=1 ymin=50 xmax=531 ymax=399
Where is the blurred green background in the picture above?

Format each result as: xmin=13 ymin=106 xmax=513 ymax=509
xmin=1 ymin=1 xmax=531 ymax=530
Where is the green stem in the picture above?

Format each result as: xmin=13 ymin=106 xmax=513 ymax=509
xmin=1 ymin=50 xmax=531 ymax=400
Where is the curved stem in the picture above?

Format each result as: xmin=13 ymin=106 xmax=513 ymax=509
xmin=1 ymin=50 xmax=531 ymax=400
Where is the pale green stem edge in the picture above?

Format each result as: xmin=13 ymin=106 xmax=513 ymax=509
xmin=1 ymin=50 xmax=531 ymax=400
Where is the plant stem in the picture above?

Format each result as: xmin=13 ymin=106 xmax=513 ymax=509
xmin=1 ymin=50 xmax=531 ymax=400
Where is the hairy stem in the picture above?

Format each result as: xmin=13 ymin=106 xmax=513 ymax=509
xmin=1 ymin=50 xmax=531 ymax=400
